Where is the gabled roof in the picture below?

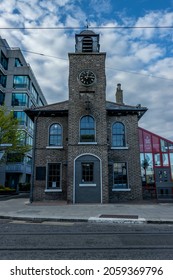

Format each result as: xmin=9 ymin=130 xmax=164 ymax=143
xmin=106 ymin=101 xmax=147 ymax=120
xmin=33 ymin=100 xmax=69 ymax=111
xmin=25 ymin=100 xmax=147 ymax=121
xmin=25 ymin=100 xmax=69 ymax=121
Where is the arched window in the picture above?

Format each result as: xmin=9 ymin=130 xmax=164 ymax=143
xmin=112 ymin=122 xmax=125 ymax=147
xmin=80 ymin=115 xmax=95 ymax=142
xmin=49 ymin=123 xmax=62 ymax=146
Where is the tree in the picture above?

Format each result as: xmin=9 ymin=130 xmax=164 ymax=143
xmin=0 ymin=107 xmax=30 ymax=161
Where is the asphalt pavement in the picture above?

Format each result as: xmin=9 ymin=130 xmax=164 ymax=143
xmin=0 ymin=194 xmax=173 ymax=224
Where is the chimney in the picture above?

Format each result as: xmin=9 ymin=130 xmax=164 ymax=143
xmin=116 ymin=83 xmax=124 ymax=104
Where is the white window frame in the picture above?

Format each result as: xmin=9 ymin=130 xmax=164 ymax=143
xmin=112 ymin=162 xmax=130 ymax=191
xmin=45 ymin=162 xmax=62 ymax=192
xmin=47 ymin=123 xmax=63 ymax=148
xmin=79 ymin=115 xmax=96 ymax=143
xmin=111 ymin=122 xmax=128 ymax=149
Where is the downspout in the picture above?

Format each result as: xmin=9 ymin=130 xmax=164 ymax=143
xmin=30 ymin=111 xmax=40 ymax=203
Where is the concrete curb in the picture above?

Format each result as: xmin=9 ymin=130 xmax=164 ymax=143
xmin=88 ymin=217 xmax=146 ymax=224
xmin=147 ymin=219 xmax=173 ymax=224
xmin=1 ymin=215 xmax=173 ymax=224
xmin=0 ymin=215 xmax=88 ymax=223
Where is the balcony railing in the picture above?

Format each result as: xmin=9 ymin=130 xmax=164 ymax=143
xmin=6 ymin=163 xmax=32 ymax=174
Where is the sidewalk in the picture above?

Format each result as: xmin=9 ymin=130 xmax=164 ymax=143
xmin=0 ymin=196 xmax=173 ymax=224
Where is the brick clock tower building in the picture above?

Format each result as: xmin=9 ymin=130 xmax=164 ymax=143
xmin=26 ymin=30 xmax=147 ymax=203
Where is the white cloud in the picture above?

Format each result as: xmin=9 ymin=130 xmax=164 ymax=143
xmin=133 ymin=10 xmax=173 ymax=40
xmin=0 ymin=0 xmax=17 ymax=13
xmin=0 ymin=1 xmax=173 ymax=140
xmin=130 ymin=43 xmax=165 ymax=63
xmin=89 ymin=0 xmax=112 ymax=14
xmin=15 ymin=1 xmax=43 ymax=22
xmin=148 ymin=57 xmax=173 ymax=79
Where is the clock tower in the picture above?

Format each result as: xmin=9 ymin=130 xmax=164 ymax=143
xmin=67 ymin=30 xmax=109 ymax=203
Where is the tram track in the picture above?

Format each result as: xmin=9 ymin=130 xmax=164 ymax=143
xmin=1 ymin=231 xmax=173 ymax=249
xmin=1 ymin=246 xmax=173 ymax=251
xmin=1 ymin=221 xmax=173 ymax=259
xmin=0 ymin=231 xmax=173 ymax=236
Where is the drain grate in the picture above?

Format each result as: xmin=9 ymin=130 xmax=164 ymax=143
xmin=99 ymin=214 xmax=138 ymax=219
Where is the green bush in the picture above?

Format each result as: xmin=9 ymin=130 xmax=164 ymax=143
xmin=0 ymin=186 xmax=16 ymax=192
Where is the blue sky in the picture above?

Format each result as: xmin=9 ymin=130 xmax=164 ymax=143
xmin=1 ymin=0 xmax=173 ymax=140
xmin=79 ymin=0 xmax=173 ymax=21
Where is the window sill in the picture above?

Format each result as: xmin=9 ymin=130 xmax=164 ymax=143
xmin=111 ymin=146 xmax=129 ymax=150
xmin=46 ymin=146 xmax=63 ymax=149
xmin=112 ymin=188 xmax=131 ymax=192
xmin=45 ymin=189 xmax=62 ymax=193
xmin=79 ymin=183 xmax=96 ymax=187
xmin=78 ymin=142 xmax=98 ymax=145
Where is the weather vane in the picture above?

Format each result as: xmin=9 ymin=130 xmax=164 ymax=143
xmin=85 ymin=18 xmax=90 ymax=29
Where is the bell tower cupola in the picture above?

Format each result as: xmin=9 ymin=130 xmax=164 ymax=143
xmin=75 ymin=30 xmax=100 ymax=53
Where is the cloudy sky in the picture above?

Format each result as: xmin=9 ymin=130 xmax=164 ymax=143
xmin=1 ymin=0 xmax=173 ymax=140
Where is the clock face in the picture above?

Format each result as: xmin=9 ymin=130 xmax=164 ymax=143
xmin=79 ymin=70 xmax=96 ymax=86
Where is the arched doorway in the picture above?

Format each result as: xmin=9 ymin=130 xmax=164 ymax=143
xmin=74 ymin=154 xmax=102 ymax=203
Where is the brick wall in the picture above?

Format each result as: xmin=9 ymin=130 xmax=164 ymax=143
xmin=33 ymin=115 xmax=68 ymax=201
xmin=32 ymin=54 xmax=142 ymax=203
xmin=107 ymin=114 xmax=142 ymax=201
xmin=67 ymin=53 xmax=109 ymax=203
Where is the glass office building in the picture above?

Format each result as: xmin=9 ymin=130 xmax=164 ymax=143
xmin=0 ymin=37 xmax=47 ymax=189
xmin=139 ymin=127 xmax=173 ymax=200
